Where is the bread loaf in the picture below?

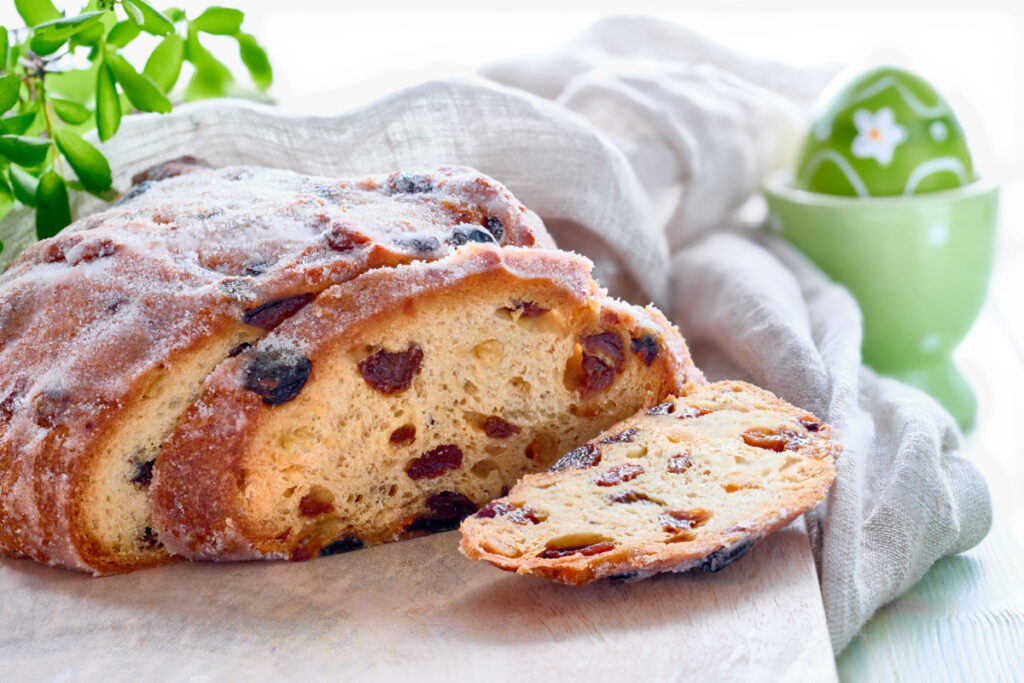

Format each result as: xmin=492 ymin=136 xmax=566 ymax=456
xmin=0 ymin=162 xmax=551 ymax=574
xmin=459 ymin=381 xmax=838 ymax=584
xmin=151 ymin=246 xmax=704 ymax=561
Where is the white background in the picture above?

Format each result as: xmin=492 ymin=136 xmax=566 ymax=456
xmin=1 ymin=1 xmax=1022 ymax=188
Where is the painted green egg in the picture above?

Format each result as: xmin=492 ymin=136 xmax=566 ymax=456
xmin=794 ymin=66 xmax=975 ymax=197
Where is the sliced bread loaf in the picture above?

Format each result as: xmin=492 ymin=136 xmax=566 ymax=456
xmin=459 ymin=381 xmax=838 ymax=584
xmin=151 ymin=246 xmax=704 ymax=561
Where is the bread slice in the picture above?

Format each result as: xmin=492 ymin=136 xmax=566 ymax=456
xmin=151 ymin=246 xmax=704 ymax=561
xmin=0 ymin=164 xmax=551 ymax=574
xmin=459 ymin=381 xmax=838 ymax=584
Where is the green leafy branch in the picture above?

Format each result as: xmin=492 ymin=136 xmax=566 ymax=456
xmin=0 ymin=0 xmax=273 ymax=251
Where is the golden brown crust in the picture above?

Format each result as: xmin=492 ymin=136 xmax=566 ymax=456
xmin=459 ymin=381 xmax=839 ymax=585
xmin=151 ymin=246 xmax=703 ymax=560
xmin=0 ymin=164 xmax=552 ymax=574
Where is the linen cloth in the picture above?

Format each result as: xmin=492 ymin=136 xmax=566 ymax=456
xmin=0 ymin=15 xmax=991 ymax=656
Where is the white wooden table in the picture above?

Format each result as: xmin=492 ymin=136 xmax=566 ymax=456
xmin=835 ymin=180 xmax=1024 ymax=680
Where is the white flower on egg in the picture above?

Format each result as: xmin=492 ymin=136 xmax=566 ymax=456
xmin=851 ymin=107 xmax=907 ymax=166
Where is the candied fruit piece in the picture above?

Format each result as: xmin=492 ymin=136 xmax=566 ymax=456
xmin=483 ymin=416 xmax=521 ymax=439
xmin=244 ymin=347 xmax=312 ymax=406
xmin=550 ymin=443 xmax=601 ymax=472
xmin=677 ymin=406 xmax=711 ymax=419
xmin=595 ymin=463 xmax=645 ymax=487
xmin=359 ymin=344 xmax=424 ymax=394
xmin=406 ymin=444 xmax=463 ymax=480
xmin=299 ymin=486 xmax=336 ymax=517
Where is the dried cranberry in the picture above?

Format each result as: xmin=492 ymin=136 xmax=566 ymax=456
xmin=595 ymin=463 xmax=645 ymax=487
xmin=242 ymin=294 xmax=315 ymax=330
xmin=598 ymin=428 xmax=640 ymax=444
xmin=582 ymin=332 xmax=625 ymax=372
xmin=130 ymin=459 xmax=155 ymax=487
xmin=389 ymin=425 xmax=416 ymax=447
xmin=700 ymin=538 xmax=757 ymax=572
xmin=578 ymin=354 xmax=615 ymax=398
xmin=406 ymin=444 xmax=463 ymax=480
xmin=359 ymin=344 xmax=423 ymax=394
xmin=244 ymin=347 xmax=312 ymax=406
xmin=610 ymin=490 xmax=654 ymax=504
xmin=660 ymin=508 xmax=711 ymax=533
xmin=483 ymin=416 xmax=521 ymax=439
xmin=550 ymin=444 xmax=601 ymax=472
xmin=631 ymin=335 xmax=659 ymax=366
xmin=539 ymin=541 xmax=615 ymax=559
xmin=741 ymin=427 xmax=807 ymax=452
xmin=451 ymin=225 xmax=496 ymax=245
xmin=475 ymin=501 xmax=541 ymax=524
xmin=319 ymin=537 xmax=364 ymax=556
xmin=393 ymin=173 xmax=433 ymax=193
xmin=647 ymin=401 xmax=676 ymax=416
xmin=299 ymin=495 xmax=335 ymax=517
xmin=667 ymin=452 xmax=692 ymax=474
xmin=483 ymin=216 xmax=505 ymax=241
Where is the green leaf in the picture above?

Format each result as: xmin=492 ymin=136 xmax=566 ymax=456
xmin=54 ymin=129 xmax=111 ymax=193
xmin=96 ymin=62 xmax=121 ymax=141
xmin=10 ymin=165 xmax=38 ymax=206
xmin=107 ymin=20 xmax=141 ymax=48
xmin=1 ymin=112 xmax=37 ymax=135
xmin=33 ymin=11 xmax=106 ymax=42
xmin=15 ymin=0 xmax=61 ymax=27
xmin=48 ymin=64 xmax=99 ymax=102
xmin=71 ymin=19 xmax=106 ymax=47
xmin=123 ymin=0 xmax=175 ymax=36
xmin=144 ymin=34 xmax=185 ymax=92
xmin=105 ymin=52 xmax=172 ymax=113
xmin=0 ymin=27 xmax=8 ymax=68
xmin=0 ymin=136 xmax=51 ymax=167
xmin=164 ymin=8 xmax=186 ymax=23
xmin=184 ymin=27 xmax=233 ymax=101
xmin=0 ymin=74 xmax=20 ymax=115
xmin=28 ymin=34 xmax=66 ymax=56
xmin=191 ymin=7 xmax=243 ymax=35
xmin=236 ymin=33 xmax=272 ymax=90
xmin=35 ymin=170 xmax=71 ymax=240
xmin=50 ymin=98 xmax=91 ymax=125
xmin=0 ymin=171 xmax=13 ymax=221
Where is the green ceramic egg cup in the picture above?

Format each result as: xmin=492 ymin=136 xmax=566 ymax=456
xmin=764 ymin=174 xmax=998 ymax=430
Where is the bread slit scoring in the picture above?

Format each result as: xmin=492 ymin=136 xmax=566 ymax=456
xmin=151 ymin=246 xmax=703 ymax=561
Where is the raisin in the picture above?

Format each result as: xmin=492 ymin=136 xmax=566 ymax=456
xmin=244 ymin=347 xmax=312 ymax=406
xmin=319 ymin=537 xmax=364 ymax=556
xmin=579 ymin=354 xmax=615 ymax=398
xmin=678 ymin=406 xmax=712 ymax=419
xmin=647 ymin=401 xmax=675 ymax=416
xmin=595 ymin=463 xmax=645 ymax=487
xmin=582 ymin=332 xmax=625 ymax=372
xmin=130 ymin=459 xmax=155 ymax=487
xmin=406 ymin=444 xmax=463 ymax=480
xmin=598 ymin=428 xmax=640 ymax=444
xmin=700 ymin=538 xmax=757 ymax=572
xmin=610 ymin=490 xmax=654 ymax=504
xmin=406 ymin=492 xmax=477 ymax=534
xmin=299 ymin=487 xmax=336 ymax=517
xmin=138 ymin=527 xmax=161 ymax=550
xmin=325 ymin=224 xmax=372 ymax=252
xmin=393 ymin=234 xmax=442 ymax=255
xmin=799 ymin=418 xmax=822 ymax=432
xmin=609 ymin=571 xmax=640 ymax=581
xmin=483 ymin=216 xmax=505 ymax=241
xmin=550 ymin=443 xmax=601 ymax=472
xmin=451 ymin=225 xmax=496 ymax=245
xmin=538 ymin=542 xmax=615 ymax=559
xmin=483 ymin=416 xmax=520 ymax=439
xmin=389 ymin=425 xmax=416 ymax=447
xmin=113 ymin=180 xmax=153 ymax=206
xmin=243 ymin=258 xmax=273 ymax=276
xmin=242 ymin=294 xmax=314 ymax=330
xmin=660 ymin=508 xmax=711 ymax=533
xmin=667 ymin=452 xmax=692 ymax=474
xmin=630 ymin=335 xmax=659 ymax=365
xmin=505 ymin=301 xmax=548 ymax=318
xmin=131 ymin=156 xmax=211 ymax=185
xmin=393 ymin=173 xmax=433 ymax=194
xmin=476 ymin=501 xmax=542 ymax=524
xmin=359 ymin=344 xmax=423 ymax=394
xmin=33 ymin=390 xmax=70 ymax=428
xmin=741 ymin=427 xmax=807 ymax=452
xmin=227 ymin=342 xmax=253 ymax=357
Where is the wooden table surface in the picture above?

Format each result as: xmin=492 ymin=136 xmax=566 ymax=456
xmin=835 ymin=180 xmax=1024 ymax=680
